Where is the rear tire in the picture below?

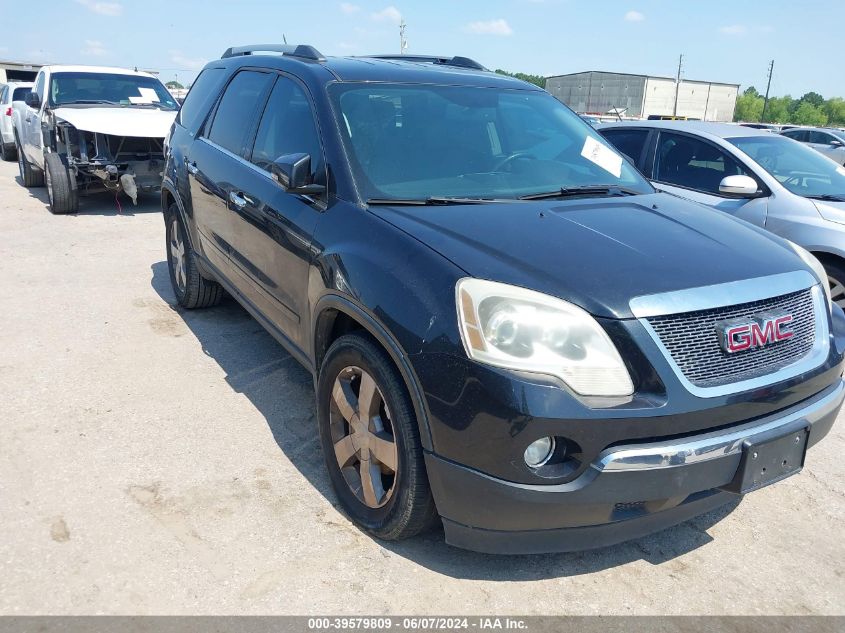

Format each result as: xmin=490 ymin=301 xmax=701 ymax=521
xmin=317 ymin=333 xmax=437 ymax=541
xmin=44 ymin=152 xmax=78 ymax=214
xmin=165 ymin=203 xmax=224 ymax=309
xmin=0 ymin=141 xmax=16 ymax=162
xmin=16 ymin=136 xmax=44 ymax=187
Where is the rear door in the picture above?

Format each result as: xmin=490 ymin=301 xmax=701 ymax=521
xmin=222 ymin=73 xmax=326 ymax=348
xmin=187 ymin=69 xmax=274 ymax=276
xmin=808 ymin=130 xmax=845 ymax=165
xmin=650 ymin=130 xmax=768 ymax=226
xmin=599 ymin=127 xmax=652 ymax=172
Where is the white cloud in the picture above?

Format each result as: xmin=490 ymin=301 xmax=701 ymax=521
xmin=340 ymin=2 xmax=360 ymax=14
xmin=81 ymin=39 xmax=107 ymax=56
xmin=624 ymin=10 xmax=645 ymax=22
xmin=719 ymin=24 xmax=747 ymax=35
xmin=170 ymin=50 xmax=207 ymax=71
xmin=371 ymin=6 xmax=402 ymax=24
xmin=75 ymin=0 xmax=123 ymax=16
xmin=464 ymin=18 xmax=513 ymax=36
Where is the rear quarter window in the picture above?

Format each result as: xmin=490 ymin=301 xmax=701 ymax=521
xmin=177 ymin=68 xmax=227 ymax=136
xmin=12 ymin=87 xmax=32 ymax=102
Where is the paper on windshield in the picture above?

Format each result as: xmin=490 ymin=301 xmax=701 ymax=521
xmin=581 ymin=136 xmax=623 ymax=178
xmin=128 ymin=87 xmax=161 ymax=104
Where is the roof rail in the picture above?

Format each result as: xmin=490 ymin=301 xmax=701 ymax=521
xmin=221 ymin=44 xmax=325 ymax=61
xmin=366 ymin=55 xmax=487 ymax=71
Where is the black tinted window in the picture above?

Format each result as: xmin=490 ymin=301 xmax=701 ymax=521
xmin=206 ymin=71 xmax=273 ymax=156
xmin=655 ymin=132 xmax=751 ymax=195
xmin=250 ymin=77 xmax=323 ymax=178
xmin=178 ymin=68 xmax=226 ymax=135
xmin=809 ymin=131 xmax=834 ymax=145
xmin=784 ymin=130 xmax=807 ymax=142
xmin=601 ymin=129 xmax=649 ymax=165
xmin=12 ymin=87 xmax=31 ymax=101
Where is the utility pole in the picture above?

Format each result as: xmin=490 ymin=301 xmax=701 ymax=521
xmin=399 ymin=19 xmax=408 ymax=54
xmin=761 ymin=59 xmax=774 ymax=122
xmin=672 ymin=54 xmax=684 ymax=118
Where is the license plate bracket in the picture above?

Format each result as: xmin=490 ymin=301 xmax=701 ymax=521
xmin=721 ymin=427 xmax=809 ymax=494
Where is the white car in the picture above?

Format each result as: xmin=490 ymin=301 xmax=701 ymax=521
xmin=13 ymin=65 xmax=178 ymax=213
xmin=781 ymin=127 xmax=845 ymax=166
xmin=1 ymin=81 xmax=33 ymax=161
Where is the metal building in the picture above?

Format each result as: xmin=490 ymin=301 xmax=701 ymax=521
xmin=546 ymin=71 xmax=739 ymax=122
xmin=0 ymin=60 xmax=42 ymax=83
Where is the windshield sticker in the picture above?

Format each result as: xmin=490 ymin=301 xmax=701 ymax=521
xmin=581 ymin=136 xmax=623 ymax=178
xmin=128 ymin=87 xmax=161 ymax=104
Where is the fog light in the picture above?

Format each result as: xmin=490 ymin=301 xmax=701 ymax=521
xmin=524 ymin=437 xmax=555 ymax=468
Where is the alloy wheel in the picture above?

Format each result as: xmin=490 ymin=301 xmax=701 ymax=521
xmin=169 ymin=217 xmax=187 ymax=292
xmin=830 ymin=275 xmax=845 ymax=310
xmin=329 ymin=366 xmax=398 ymax=508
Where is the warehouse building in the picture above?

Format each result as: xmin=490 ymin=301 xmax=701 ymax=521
xmin=546 ymin=71 xmax=739 ymax=122
xmin=0 ymin=60 xmax=42 ymax=83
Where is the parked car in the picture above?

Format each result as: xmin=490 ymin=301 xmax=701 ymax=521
xmin=13 ymin=65 xmax=179 ymax=213
xmin=599 ymin=121 xmax=845 ymax=308
xmin=740 ymin=122 xmax=781 ymax=132
xmin=780 ymin=127 xmax=845 ymax=166
xmin=0 ymin=81 xmax=32 ymax=161
xmin=163 ymin=44 xmax=844 ymax=554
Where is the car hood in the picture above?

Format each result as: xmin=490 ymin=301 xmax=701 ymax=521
xmin=369 ymin=192 xmax=808 ymax=319
xmin=811 ymin=199 xmax=845 ymax=226
xmin=53 ymin=106 xmax=176 ymax=138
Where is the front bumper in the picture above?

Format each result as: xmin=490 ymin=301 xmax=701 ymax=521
xmin=426 ymin=379 xmax=844 ymax=554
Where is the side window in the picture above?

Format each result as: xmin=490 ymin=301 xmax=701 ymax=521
xmin=655 ymin=132 xmax=751 ymax=195
xmin=0 ymin=86 xmax=7 ymax=103
xmin=809 ymin=131 xmax=833 ymax=145
xmin=33 ymin=72 xmax=45 ymax=100
xmin=600 ymin=129 xmax=649 ymax=165
xmin=205 ymin=70 xmax=273 ymax=156
xmin=785 ymin=130 xmax=808 ymax=142
xmin=250 ymin=76 xmax=323 ymax=180
xmin=177 ymin=67 xmax=226 ymax=135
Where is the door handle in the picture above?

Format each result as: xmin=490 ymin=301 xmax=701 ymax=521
xmin=186 ymin=161 xmax=198 ymax=175
xmin=229 ymin=191 xmax=249 ymax=208
xmin=25 ymin=117 xmax=32 ymax=123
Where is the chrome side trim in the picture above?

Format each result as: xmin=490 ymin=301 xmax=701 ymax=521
xmin=593 ymin=379 xmax=844 ymax=473
xmin=640 ymin=284 xmax=830 ymax=398
xmin=629 ymin=271 xmax=816 ymax=318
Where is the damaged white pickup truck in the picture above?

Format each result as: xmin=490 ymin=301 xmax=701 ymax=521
xmin=13 ymin=65 xmax=178 ymax=213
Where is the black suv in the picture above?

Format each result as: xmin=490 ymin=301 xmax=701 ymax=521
xmin=162 ymin=44 xmax=845 ymax=554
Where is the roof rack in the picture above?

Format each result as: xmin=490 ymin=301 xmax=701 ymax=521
xmin=221 ymin=44 xmax=325 ymax=62
xmin=366 ymin=55 xmax=487 ymax=71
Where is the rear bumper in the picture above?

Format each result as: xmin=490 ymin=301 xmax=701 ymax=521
xmin=427 ymin=379 xmax=844 ymax=554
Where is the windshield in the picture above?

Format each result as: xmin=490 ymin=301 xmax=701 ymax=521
xmin=12 ymin=87 xmax=32 ymax=101
xmin=729 ymin=135 xmax=845 ymax=199
xmin=48 ymin=72 xmax=178 ymax=109
xmin=329 ymin=83 xmax=652 ymax=201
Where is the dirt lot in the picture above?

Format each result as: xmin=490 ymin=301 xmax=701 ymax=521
xmin=0 ymin=158 xmax=843 ymax=615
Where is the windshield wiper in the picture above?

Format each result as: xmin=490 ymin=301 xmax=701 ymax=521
xmin=518 ymin=185 xmax=642 ymax=201
xmin=60 ymin=99 xmax=123 ymax=105
xmin=132 ymin=102 xmax=177 ymax=110
xmin=806 ymin=194 xmax=845 ymax=202
xmin=367 ymin=197 xmax=500 ymax=206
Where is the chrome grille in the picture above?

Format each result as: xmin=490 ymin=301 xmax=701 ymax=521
xmin=646 ymin=289 xmax=817 ymax=388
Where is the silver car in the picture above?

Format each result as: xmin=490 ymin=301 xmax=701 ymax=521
xmin=781 ymin=127 xmax=845 ymax=166
xmin=598 ymin=120 xmax=845 ymax=307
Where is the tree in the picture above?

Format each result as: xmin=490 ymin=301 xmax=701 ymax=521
xmin=494 ymin=69 xmax=546 ymax=88
xmin=791 ymin=101 xmax=828 ymax=126
xmin=824 ymin=97 xmax=845 ymax=127
xmin=743 ymin=86 xmax=760 ymax=98
xmin=734 ymin=91 xmax=764 ymax=122
xmin=798 ymin=91 xmax=825 ymax=108
xmin=166 ymin=80 xmax=184 ymax=89
xmin=763 ymin=95 xmax=792 ymax=123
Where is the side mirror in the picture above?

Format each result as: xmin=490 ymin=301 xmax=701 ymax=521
xmin=830 ymin=139 xmax=844 ymax=148
xmin=719 ymin=175 xmax=760 ymax=198
xmin=25 ymin=92 xmax=41 ymax=108
xmin=270 ymin=153 xmax=325 ymax=195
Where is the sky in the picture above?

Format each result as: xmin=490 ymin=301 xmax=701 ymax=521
xmin=1 ymin=0 xmax=841 ymax=98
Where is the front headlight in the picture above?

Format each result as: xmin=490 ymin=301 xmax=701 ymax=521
xmin=456 ymin=278 xmax=634 ymax=397
xmin=787 ymin=241 xmax=832 ymax=308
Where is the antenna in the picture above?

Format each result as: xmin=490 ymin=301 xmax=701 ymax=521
xmin=761 ymin=60 xmax=774 ymax=123
xmin=283 ymin=34 xmax=288 ymax=45
xmin=399 ymin=19 xmax=408 ymax=54
xmin=672 ymin=53 xmax=684 ymax=118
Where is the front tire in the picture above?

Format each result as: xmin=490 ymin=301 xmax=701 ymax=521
xmin=16 ymin=136 xmax=44 ymax=187
xmin=165 ymin=203 xmax=224 ymax=309
xmin=317 ymin=333 xmax=437 ymax=541
xmin=822 ymin=259 xmax=845 ymax=310
xmin=44 ymin=152 xmax=78 ymax=214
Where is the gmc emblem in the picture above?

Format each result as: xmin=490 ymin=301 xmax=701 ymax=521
xmin=716 ymin=311 xmax=794 ymax=354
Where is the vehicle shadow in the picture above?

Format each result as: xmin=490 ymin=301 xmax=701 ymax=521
xmin=13 ymin=174 xmax=159 ymax=216
xmin=149 ymin=260 xmax=742 ymax=580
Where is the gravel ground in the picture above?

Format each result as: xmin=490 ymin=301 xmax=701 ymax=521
xmin=0 ymin=159 xmax=843 ymax=615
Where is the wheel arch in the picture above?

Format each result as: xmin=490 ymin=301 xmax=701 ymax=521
xmin=312 ymin=293 xmax=434 ymax=451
